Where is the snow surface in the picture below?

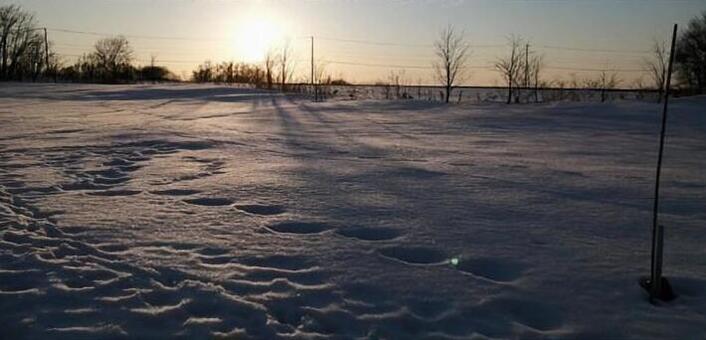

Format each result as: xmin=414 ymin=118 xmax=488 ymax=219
xmin=0 ymin=83 xmax=705 ymax=339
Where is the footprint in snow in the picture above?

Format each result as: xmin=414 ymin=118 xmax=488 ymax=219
xmin=183 ymin=197 xmax=233 ymax=206
xmin=266 ymin=221 xmax=331 ymax=235
xmin=150 ymin=189 xmax=201 ymax=196
xmin=234 ymin=204 xmax=286 ymax=216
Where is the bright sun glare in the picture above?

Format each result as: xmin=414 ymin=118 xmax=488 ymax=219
xmin=236 ymin=16 xmax=282 ymax=62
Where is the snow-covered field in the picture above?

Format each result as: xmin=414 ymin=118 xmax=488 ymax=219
xmin=1 ymin=83 xmax=705 ymax=339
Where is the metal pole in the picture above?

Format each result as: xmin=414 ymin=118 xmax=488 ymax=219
xmin=649 ymin=23 xmax=677 ymax=301
xmin=651 ymin=225 xmax=665 ymax=297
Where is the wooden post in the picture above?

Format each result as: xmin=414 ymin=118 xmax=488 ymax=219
xmin=507 ymin=46 xmax=515 ymax=104
xmin=43 ymin=27 xmax=52 ymax=82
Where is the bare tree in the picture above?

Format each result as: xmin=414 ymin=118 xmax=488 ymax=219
xmin=263 ymin=48 xmax=277 ymax=89
xmin=0 ymin=4 xmax=49 ymax=81
xmin=512 ymin=42 xmax=545 ymax=103
xmin=676 ymin=11 xmax=706 ymax=94
xmin=388 ymin=69 xmax=407 ymax=99
xmin=92 ymin=36 xmax=133 ymax=82
xmin=278 ymin=40 xmax=295 ymax=91
xmin=314 ymin=59 xmax=329 ymax=99
xmin=596 ymin=70 xmax=620 ymax=102
xmin=214 ymin=61 xmax=236 ymax=84
xmin=528 ymin=54 xmax=544 ymax=103
xmin=192 ymin=60 xmax=214 ymax=82
xmin=643 ymin=39 xmax=668 ymax=102
xmin=433 ymin=26 xmax=470 ymax=103
xmin=314 ymin=59 xmax=329 ymax=84
xmin=495 ymin=35 xmax=525 ymax=104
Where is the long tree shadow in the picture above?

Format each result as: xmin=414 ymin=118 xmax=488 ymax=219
xmin=264 ymin=95 xmax=590 ymax=338
xmin=0 ymin=83 xmax=284 ymax=104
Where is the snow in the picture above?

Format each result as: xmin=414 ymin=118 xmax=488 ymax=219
xmin=0 ymin=82 xmax=705 ymax=339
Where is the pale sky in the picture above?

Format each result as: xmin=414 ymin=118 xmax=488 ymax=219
xmin=12 ymin=0 xmax=706 ymax=85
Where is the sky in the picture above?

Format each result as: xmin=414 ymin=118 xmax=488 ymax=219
xmin=11 ymin=0 xmax=706 ymax=85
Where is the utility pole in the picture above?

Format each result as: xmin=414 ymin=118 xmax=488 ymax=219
xmin=311 ymin=36 xmax=316 ymax=101
xmin=507 ymin=46 xmax=515 ymax=104
xmin=640 ymin=23 xmax=678 ymax=303
xmin=525 ymin=43 xmax=529 ymax=102
xmin=42 ymin=28 xmax=53 ymax=82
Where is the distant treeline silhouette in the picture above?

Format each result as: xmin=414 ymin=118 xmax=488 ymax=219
xmin=2 ymin=4 xmax=705 ymax=99
xmin=192 ymin=61 xmax=270 ymax=87
xmin=58 ymin=36 xmax=177 ymax=83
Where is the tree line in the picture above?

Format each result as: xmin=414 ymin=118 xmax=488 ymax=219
xmin=2 ymin=4 xmax=706 ymax=102
xmin=0 ymin=5 xmax=175 ymax=83
xmin=59 ymin=36 xmax=178 ymax=83
xmin=191 ymin=42 xmax=296 ymax=89
xmin=434 ymin=11 xmax=706 ymax=103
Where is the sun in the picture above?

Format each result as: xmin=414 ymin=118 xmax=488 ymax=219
xmin=235 ymin=16 xmax=283 ymax=62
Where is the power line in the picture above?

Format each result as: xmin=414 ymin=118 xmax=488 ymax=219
xmin=322 ymin=51 xmax=435 ymax=62
xmin=47 ymin=26 xmax=652 ymax=75
xmin=317 ymin=36 xmax=432 ymax=47
xmin=48 ymin=26 xmax=654 ymax=55
xmin=324 ymin=60 xmax=492 ymax=70
xmin=48 ymin=28 xmax=230 ymax=42
xmin=317 ymin=59 xmax=645 ymax=73
xmin=538 ymin=45 xmax=650 ymax=54
xmin=313 ymin=36 xmax=649 ymax=54
xmin=59 ymin=53 xmax=203 ymax=64
xmin=545 ymin=66 xmax=645 ymax=73
xmin=325 ymin=60 xmax=432 ymax=69
xmin=318 ymin=36 xmax=505 ymax=49
xmin=54 ymin=45 xmax=227 ymax=58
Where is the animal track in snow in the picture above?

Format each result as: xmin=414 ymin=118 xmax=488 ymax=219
xmin=86 ymin=190 xmax=142 ymax=197
xmin=378 ymin=246 xmax=447 ymax=265
xmin=150 ymin=189 xmax=201 ymax=196
xmin=234 ymin=204 xmax=285 ymax=216
xmin=336 ymin=226 xmax=401 ymax=241
xmin=183 ymin=197 xmax=234 ymax=206
xmin=266 ymin=221 xmax=331 ymax=235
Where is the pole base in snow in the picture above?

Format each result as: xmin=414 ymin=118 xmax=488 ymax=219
xmin=639 ymin=276 xmax=676 ymax=302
